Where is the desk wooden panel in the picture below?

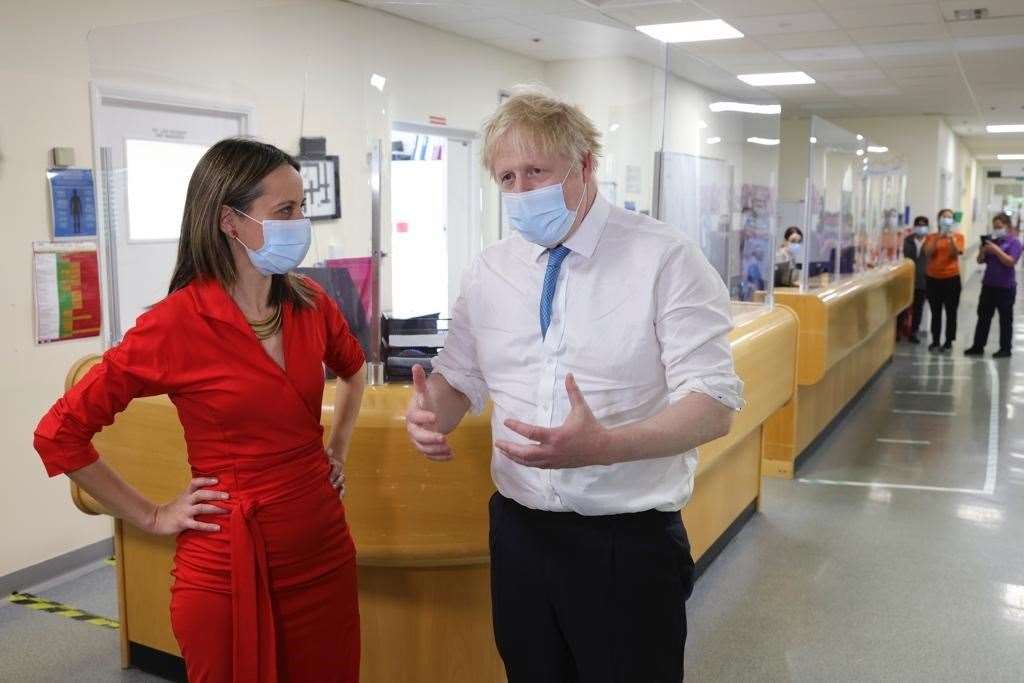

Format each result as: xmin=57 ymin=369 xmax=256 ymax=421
xmin=65 ymin=304 xmax=797 ymax=681
xmin=764 ymin=262 xmax=914 ymax=478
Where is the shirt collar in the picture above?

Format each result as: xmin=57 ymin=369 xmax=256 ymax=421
xmin=530 ymin=191 xmax=611 ymax=262
xmin=189 ymin=277 xmax=249 ymax=328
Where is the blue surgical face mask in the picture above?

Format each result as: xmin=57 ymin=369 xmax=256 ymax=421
xmin=939 ymin=216 xmax=954 ymax=232
xmin=502 ymin=166 xmax=587 ymax=248
xmin=993 ymin=228 xmax=1007 ymax=239
xmin=232 ymin=209 xmax=312 ymax=275
xmin=914 ymin=225 xmax=928 ymax=236
xmin=787 ymin=241 xmax=803 ymax=257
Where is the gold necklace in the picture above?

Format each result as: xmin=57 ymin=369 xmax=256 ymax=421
xmin=247 ymin=305 xmax=282 ymax=340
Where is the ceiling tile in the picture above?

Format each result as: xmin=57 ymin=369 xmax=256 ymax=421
xmin=827 ymin=2 xmax=944 ymax=30
xmin=754 ymin=30 xmax=853 ymax=50
xmin=434 ymin=18 xmax=539 ymax=41
xmin=704 ymin=51 xmax=796 ymax=73
xmin=681 ymin=37 xmax=773 ymax=56
xmin=811 ymin=68 xmax=887 ymax=84
xmin=954 ymin=34 xmax=1024 ymax=53
xmin=601 ymin=1 xmax=711 ymax=26
xmin=947 ymin=15 xmax=1024 ymax=38
xmin=729 ymin=11 xmax=837 ymax=36
xmin=696 ymin=0 xmax=822 ymax=17
xmin=816 ymin=0 xmax=939 ymax=8
xmin=848 ymin=22 xmax=948 ymax=44
xmin=778 ymin=45 xmax=865 ymax=62
xmin=885 ymin=64 xmax=960 ymax=79
xmin=870 ymin=52 xmax=957 ymax=68
xmin=860 ymin=40 xmax=953 ymax=58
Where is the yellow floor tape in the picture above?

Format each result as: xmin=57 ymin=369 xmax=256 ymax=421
xmin=7 ymin=592 xmax=119 ymax=630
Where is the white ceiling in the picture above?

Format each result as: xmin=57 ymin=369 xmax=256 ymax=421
xmin=348 ymin=0 xmax=1024 ymax=158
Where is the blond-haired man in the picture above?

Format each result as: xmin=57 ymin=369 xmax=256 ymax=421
xmin=405 ymin=89 xmax=744 ymax=681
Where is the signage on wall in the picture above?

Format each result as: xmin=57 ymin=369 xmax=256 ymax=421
xmin=47 ymin=168 xmax=98 ymax=240
xmin=428 ymin=115 xmax=448 ymax=126
xmin=297 ymin=156 xmax=342 ymax=221
xmin=33 ymin=241 xmax=102 ymax=344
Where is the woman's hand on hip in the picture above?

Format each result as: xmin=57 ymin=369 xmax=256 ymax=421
xmin=148 ymin=477 xmax=229 ymax=535
xmin=326 ymin=446 xmax=346 ymax=496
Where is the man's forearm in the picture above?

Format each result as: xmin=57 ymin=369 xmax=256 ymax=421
xmin=602 ymin=393 xmax=734 ymax=465
xmin=427 ymin=373 xmax=472 ymax=434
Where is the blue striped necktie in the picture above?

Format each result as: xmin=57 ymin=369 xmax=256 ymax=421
xmin=540 ymin=245 xmax=571 ymax=339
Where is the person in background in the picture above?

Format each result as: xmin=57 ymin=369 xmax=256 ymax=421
xmin=924 ymin=208 xmax=964 ymax=352
xmin=900 ymin=216 xmax=930 ymax=344
xmin=33 ymin=139 xmax=366 ymax=682
xmin=405 ymin=89 xmax=743 ymax=682
xmin=965 ymin=213 xmax=1022 ymax=358
xmin=776 ymin=225 xmax=803 ymax=265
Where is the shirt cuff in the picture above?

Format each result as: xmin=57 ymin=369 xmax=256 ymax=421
xmin=431 ymin=365 xmax=488 ymax=415
xmin=670 ymin=375 xmax=746 ymax=412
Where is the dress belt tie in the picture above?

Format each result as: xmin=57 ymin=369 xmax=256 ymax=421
xmin=231 ymin=498 xmax=278 ymax=683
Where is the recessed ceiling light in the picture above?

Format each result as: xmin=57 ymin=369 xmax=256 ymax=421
xmin=856 ymin=149 xmax=865 ymax=156
xmin=706 ymin=136 xmax=722 ymax=145
xmin=867 ymin=145 xmax=889 ymax=153
xmin=988 ymin=124 xmax=1024 ymax=133
xmin=998 ymin=154 xmax=1024 ymax=160
xmin=809 ymin=136 xmax=818 ymax=144
xmin=709 ymin=102 xmax=782 ymax=115
xmin=609 ymin=123 xmax=621 ymax=132
xmin=737 ymin=71 xmax=815 ymax=87
xmin=636 ymin=19 xmax=743 ymax=44
xmin=856 ymin=134 xmax=864 ymax=141
xmin=370 ymin=73 xmax=387 ymax=91
xmin=747 ymin=137 xmax=780 ymax=146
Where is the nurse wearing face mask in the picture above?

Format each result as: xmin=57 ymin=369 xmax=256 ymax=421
xmin=33 ymin=138 xmax=366 ymax=682
xmin=900 ymin=216 xmax=931 ymax=344
xmin=923 ymin=208 xmax=965 ymax=352
xmin=777 ymin=225 xmax=803 ymax=266
xmin=405 ymin=89 xmax=743 ymax=682
xmin=965 ymin=213 xmax=1022 ymax=358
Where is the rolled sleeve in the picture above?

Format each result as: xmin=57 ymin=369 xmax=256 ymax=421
xmin=33 ymin=308 xmax=175 ymax=477
xmin=656 ymin=241 xmax=745 ymax=412
xmin=431 ymin=264 xmax=488 ymax=414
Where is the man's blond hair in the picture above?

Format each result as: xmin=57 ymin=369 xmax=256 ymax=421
xmin=482 ymin=86 xmax=602 ymax=178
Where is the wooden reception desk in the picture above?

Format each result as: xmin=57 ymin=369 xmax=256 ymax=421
xmin=65 ymin=303 xmax=797 ymax=682
xmin=762 ymin=260 xmax=914 ymax=478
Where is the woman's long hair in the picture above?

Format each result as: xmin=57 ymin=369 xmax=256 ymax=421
xmin=168 ymin=137 xmax=315 ymax=308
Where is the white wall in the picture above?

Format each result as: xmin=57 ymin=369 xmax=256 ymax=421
xmin=0 ymin=0 xmax=542 ymax=578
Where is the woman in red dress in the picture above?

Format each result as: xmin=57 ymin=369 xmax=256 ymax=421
xmin=33 ymin=138 xmax=366 ymax=682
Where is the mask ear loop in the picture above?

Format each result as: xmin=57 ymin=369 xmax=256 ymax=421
xmin=228 ymin=207 xmax=260 ymax=250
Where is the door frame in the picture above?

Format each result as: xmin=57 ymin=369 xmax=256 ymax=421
xmin=387 ymin=121 xmax=482 ymax=317
xmin=89 ymin=82 xmax=255 ymax=346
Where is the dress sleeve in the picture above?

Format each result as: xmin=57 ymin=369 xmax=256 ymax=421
xmin=33 ymin=308 xmax=176 ymax=478
xmin=318 ymin=286 xmax=366 ymax=380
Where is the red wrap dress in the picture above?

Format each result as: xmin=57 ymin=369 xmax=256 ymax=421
xmin=33 ymin=277 xmax=365 ymax=682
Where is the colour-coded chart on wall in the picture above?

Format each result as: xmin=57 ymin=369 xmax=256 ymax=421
xmin=33 ymin=241 xmax=102 ymax=344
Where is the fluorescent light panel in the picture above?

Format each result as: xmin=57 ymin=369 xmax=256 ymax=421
xmin=706 ymin=136 xmax=722 ymax=145
xmin=747 ymin=137 xmax=780 ymax=146
xmin=867 ymin=145 xmax=889 ymax=153
xmin=737 ymin=71 xmax=815 ymax=86
xmin=998 ymin=154 xmax=1024 ymax=160
xmin=709 ymin=102 xmax=781 ymax=115
xmin=636 ymin=19 xmax=743 ymax=44
xmin=988 ymin=124 xmax=1024 ymax=133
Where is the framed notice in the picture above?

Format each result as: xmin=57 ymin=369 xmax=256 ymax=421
xmin=298 ymin=155 xmax=341 ymax=221
xmin=33 ymin=241 xmax=102 ymax=344
xmin=48 ymin=168 xmax=98 ymax=239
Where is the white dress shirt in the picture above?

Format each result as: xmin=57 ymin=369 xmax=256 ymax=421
xmin=432 ymin=193 xmax=744 ymax=516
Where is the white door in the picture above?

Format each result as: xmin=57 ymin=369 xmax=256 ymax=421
xmin=388 ymin=125 xmax=480 ymax=319
xmin=92 ymin=87 xmax=250 ymax=342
